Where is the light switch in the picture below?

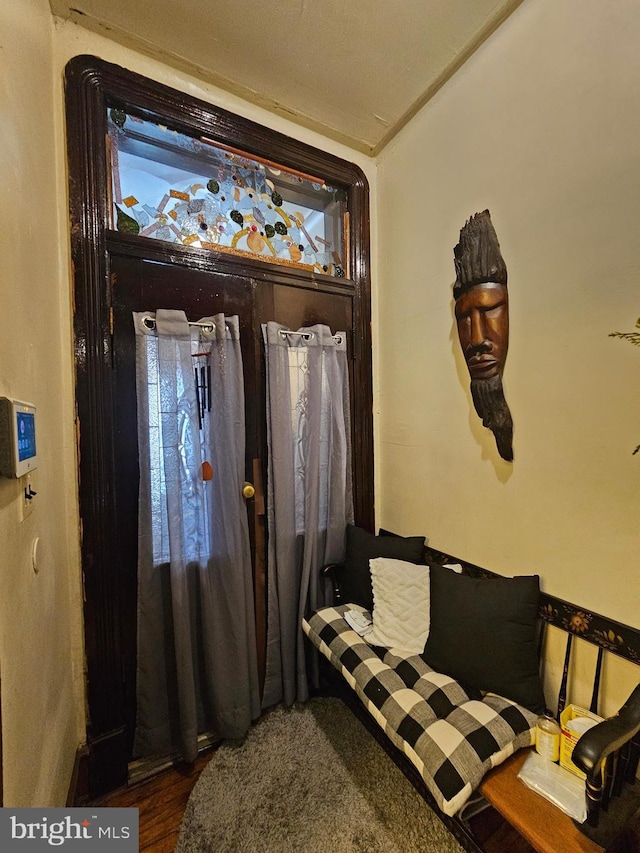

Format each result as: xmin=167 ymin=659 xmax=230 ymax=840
xmin=20 ymin=473 xmax=37 ymax=521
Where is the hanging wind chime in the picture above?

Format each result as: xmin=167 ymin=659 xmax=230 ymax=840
xmin=193 ymin=350 xmax=214 ymax=481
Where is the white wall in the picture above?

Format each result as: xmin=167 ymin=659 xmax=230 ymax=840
xmin=0 ymin=2 xmax=377 ymax=807
xmin=376 ymin=0 xmax=640 ymax=712
xmin=0 ymin=0 xmax=85 ymax=806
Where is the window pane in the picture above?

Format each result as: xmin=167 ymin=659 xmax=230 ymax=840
xmin=107 ymin=109 xmax=348 ymax=277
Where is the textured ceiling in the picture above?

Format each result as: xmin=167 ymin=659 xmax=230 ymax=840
xmin=50 ymin=0 xmax=524 ymax=154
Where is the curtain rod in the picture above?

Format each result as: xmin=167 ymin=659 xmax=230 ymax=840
xmin=142 ymin=316 xmax=214 ymax=333
xmin=142 ymin=317 xmax=342 ymax=345
xmin=279 ymin=329 xmax=344 ymax=345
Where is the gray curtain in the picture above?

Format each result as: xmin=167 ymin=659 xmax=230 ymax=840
xmin=261 ymin=322 xmax=353 ymax=708
xmin=133 ymin=309 xmax=260 ymax=763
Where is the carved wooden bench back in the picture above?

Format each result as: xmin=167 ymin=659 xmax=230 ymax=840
xmin=424 ymin=545 xmax=640 ymax=839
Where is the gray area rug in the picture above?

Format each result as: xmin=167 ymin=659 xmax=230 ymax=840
xmin=175 ymin=696 xmax=465 ymax=852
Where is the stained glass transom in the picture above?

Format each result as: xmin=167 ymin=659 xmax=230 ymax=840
xmin=107 ymin=109 xmax=348 ymax=277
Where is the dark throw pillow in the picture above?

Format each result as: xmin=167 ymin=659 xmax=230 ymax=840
xmin=339 ymin=524 xmax=426 ymax=611
xmin=421 ymin=563 xmax=545 ymax=713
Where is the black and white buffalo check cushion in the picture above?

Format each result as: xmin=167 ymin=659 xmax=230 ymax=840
xmin=302 ymin=605 xmax=537 ymax=817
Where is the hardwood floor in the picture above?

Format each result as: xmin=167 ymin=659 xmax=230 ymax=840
xmin=90 ymin=753 xmax=211 ymax=853
xmin=470 ymin=807 xmax=537 ymax=853
xmin=90 ymin=750 xmax=532 ymax=853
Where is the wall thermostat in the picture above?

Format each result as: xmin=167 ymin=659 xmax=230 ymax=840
xmin=0 ymin=397 xmax=38 ymax=478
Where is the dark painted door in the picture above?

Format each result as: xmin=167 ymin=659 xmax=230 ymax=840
xmin=108 ymin=250 xmax=353 ymax=766
xmin=110 ymin=252 xmax=261 ymax=760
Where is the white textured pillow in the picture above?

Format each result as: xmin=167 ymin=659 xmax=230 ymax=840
xmin=366 ymin=557 xmax=430 ymax=653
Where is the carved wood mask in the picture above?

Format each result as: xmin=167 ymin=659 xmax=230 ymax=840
xmin=453 ymin=210 xmax=513 ymax=462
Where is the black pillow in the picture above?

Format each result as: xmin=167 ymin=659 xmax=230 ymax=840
xmin=339 ymin=524 xmax=426 ymax=611
xmin=421 ymin=563 xmax=545 ymax=713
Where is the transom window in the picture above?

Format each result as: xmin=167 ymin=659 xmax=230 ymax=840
xmin=108 ymin=109 xmax=348 ymax=277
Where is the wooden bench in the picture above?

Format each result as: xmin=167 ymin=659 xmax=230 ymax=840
xmin=319 ymin=542 xmax=640 ymax=853
xmin=480 ymin=750 xmax=603 ymax=853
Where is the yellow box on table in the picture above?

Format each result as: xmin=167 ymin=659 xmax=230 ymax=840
xmin=559 ymin=705 xmax=603 ymax=778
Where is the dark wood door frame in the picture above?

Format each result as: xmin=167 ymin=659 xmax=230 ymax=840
xmin=65 ymin=55 xmax=373 ymax=797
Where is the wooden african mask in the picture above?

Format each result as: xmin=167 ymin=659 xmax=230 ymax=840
xmin=453 ymin=210 xmax=513 ymax=461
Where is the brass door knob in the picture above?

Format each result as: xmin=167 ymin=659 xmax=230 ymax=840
xmin=242 ymin=482 xmax=256 ymax=499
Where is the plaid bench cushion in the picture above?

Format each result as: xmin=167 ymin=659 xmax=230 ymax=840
xmin=303 ymin=605 xmax=537 ymax=817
